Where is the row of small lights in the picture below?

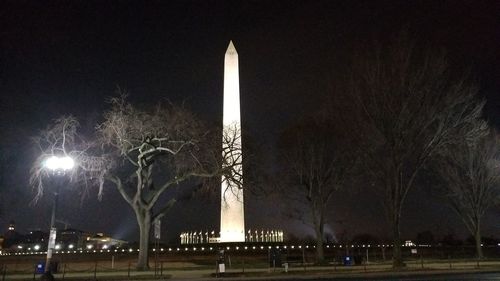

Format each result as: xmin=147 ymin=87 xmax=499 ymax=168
xmin=11 ymin=243 xmax=110 ymax=251
xmin=0 ymin=244 xmax=404 ymax=256
xmin=2 ymin=242 xmax=493 ymax=256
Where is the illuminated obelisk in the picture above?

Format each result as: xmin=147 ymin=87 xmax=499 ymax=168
xmin=220 ymin=40 xmax=245 ymax=243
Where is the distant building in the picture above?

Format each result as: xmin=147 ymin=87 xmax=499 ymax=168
xmin=24 ymin=230 xmax=48 ymax=244
xmin=59 ymin=228 xmax=92 ymax=250
xmin=1 ymin=221 xmax=127 ymax=252
xmin=2 ymin=221 xmax=24 ymax=249
xmin=85 ymin=233 xmax=127 ymax=250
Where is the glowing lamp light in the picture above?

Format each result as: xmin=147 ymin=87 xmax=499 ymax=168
xmin=34 ymin=245 xmax=40 ymax=251
xmin=68 ymin=244 xmax=74 ymax=249
xmin=44 ymin=155 xmax=74 ymax=171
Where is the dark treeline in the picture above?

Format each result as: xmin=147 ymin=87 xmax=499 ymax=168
xmin=273 ymin=31 xmax=499 ymax=267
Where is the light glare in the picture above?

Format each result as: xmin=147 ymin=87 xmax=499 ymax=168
xmin=44 ymin=156 xmax=74 ymax=171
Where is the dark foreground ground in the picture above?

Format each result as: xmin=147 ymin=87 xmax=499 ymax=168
xmin=27 ymin=270 xmax=500 ymax=281
xmin=2 ymin=248 xmax=500 ymax=280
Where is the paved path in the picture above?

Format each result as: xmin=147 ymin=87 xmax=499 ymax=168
xmin=7 ymin=264 xmax=500 ymax=280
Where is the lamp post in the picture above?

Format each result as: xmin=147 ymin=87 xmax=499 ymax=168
xmin=43 ymin=155 xmax=74 ymax=276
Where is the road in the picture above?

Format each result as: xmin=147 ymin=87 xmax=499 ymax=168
xmin=191 ymin=271 xmax=500 ymax=281
xmin=367 ymin=272 xmax=500 ymax=280
xmin=278 ymin=272 xmax=500 ymax=281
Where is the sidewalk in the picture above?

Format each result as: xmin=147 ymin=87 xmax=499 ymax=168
xmin=7 ymin=264 xmax=500 ymax=281
xmin=165 ymin=266 xmax=500 ymax=281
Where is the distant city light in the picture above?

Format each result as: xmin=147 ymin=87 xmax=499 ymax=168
xmin=34 ymin=245 xmax=40 ymax=250
xmin=68 ymin=244 xmax=74 ymax=249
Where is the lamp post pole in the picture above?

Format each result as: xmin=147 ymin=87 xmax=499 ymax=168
xmin=42 ymin=155 xmax=74 ymax=277
xmin=45 ymin=181 xmax=60 ymax=274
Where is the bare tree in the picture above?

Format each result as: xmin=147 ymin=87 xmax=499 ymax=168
xmin=30 ymin=116 xmax=107 ymax=201
xmin=436 ymin=129 xmax=499 ymax=259
xmin=279 ymin=115 xmax=356 ymax=264
xmin=31 ymin=95 xmax=238 ymax=270
xmin=341 ymin=33 xmax=486 ymax=267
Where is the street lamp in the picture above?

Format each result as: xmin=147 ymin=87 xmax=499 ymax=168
xmin=42 ymin=155 xmax=74 ymax=276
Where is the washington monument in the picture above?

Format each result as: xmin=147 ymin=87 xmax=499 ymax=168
xmin=220 ymin=41 xmax=245 ymax=242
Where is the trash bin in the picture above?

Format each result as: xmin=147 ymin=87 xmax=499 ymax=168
xmin=269 ymin=248 xmax=282 ymax=267
xmin=35 ymin=262 xmax=45 ymax=274
xmin=353 ymin=255 xmax=363 ymax=265
xmin=217 ymin=248 xmax=225 ymax=273
xmin=283 ymin=262 xmax=289 ymax=272
xmin=49 ymin=261 xmax=59 ymax=273
xmin=343 ymin=256 xmax=354 ymax=266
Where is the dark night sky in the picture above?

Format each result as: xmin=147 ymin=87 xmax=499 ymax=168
xmin=0 ymin=0 xmax=498 ymax=243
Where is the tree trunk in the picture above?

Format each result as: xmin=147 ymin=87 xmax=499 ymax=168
xmin=314 ymin=226 xmax=325 ymax=264
xmin=392 ymin=209 xmax=405 ymax=268
xmin=135 ymin=207 xmax=151 ymax=270
xmin=313 ymin=211 xmax=325 ymax=264
xmin=474 ymin=228 xmax=483 ymax=260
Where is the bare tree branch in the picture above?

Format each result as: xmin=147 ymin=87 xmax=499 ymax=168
xmin=30 ymin=94 xmax=241 ymax=270
xmin=339 ymin=31 xmax=487 ymax=267
xmin=278 ymin=114 xmax=357 ymax=264
xmin=435 ymin=128 xmax=499 ymax=259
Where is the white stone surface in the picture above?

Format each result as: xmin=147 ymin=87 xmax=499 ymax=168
xmin=220 ymin=40 xmax=245 ymax=243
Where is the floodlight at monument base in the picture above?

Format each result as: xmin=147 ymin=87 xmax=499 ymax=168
xmin=180 ymin=229 xmax=284 ymax=245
